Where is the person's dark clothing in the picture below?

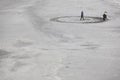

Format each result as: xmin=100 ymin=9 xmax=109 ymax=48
xmin=80 ymin=11 xmax=84 ymax=20
xmin=103 ymin=14 xmax=107 ymax=21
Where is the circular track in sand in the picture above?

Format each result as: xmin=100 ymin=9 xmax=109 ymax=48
xmin=50 ymin=16 xmax=108 ymax=24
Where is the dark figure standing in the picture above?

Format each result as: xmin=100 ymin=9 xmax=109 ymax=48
xmin=80 ymin=11 xmax=84 ymax=20
xmin=103 ymin=12 xmax=107 ymax=21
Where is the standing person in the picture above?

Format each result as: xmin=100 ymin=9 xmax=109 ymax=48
xmin=80 ymin=11 xmax=84 ymax=20
xmin=103 ymin=11 xmax=107 ymax=21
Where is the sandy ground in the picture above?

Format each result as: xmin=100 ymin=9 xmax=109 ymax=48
xmin=0 ymin=0 xmax=120 ymax=80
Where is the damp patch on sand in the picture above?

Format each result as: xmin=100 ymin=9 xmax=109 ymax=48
xmin=14 ymin=39 xmax=33 ymax=47
xmin=0 ymin=49 xmax=11 ymax=59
